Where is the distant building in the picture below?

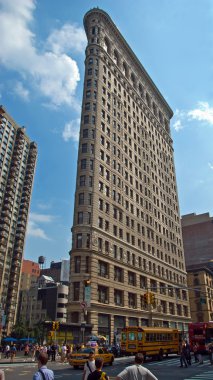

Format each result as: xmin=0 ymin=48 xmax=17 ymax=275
xmin=187 ymin=262 xmax=213 ymax=322
xmin=182 ymin=213 xmax=213 ymax=266
xmin=19 ymin=275 xmax=68 ymax=326
xmin=0 ymin=106 xmax=37 ymax=335
xmin=40 ymin=259 xmax=69 ymax=284
xmin=20 ymin=259 xmax=40 ymax=291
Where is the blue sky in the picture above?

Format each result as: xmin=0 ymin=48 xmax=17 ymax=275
xmin=1 ymin=0 xmax=213 ymax=266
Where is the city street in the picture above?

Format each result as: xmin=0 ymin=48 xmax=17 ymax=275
xmin=0 ymin=356 xmax=213 ymax=380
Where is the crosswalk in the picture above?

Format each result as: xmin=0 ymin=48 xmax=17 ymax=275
xmin=146 ymin=358 xmax=213 ymax=368
xmin=184 ymin=370 xmax=213 ymax=380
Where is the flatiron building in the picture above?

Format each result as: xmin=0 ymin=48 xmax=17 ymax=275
xmin=68 ymin=9 xmax=191 ymax=343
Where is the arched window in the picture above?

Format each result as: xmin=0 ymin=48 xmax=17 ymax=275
xmin=113 ymin=50 xmax=119 ymax=66
xmin=146 ymin=92 xmax=151 ymax=108
xmin=158 ymin=110 xmax=163 ymax=124
xmin=103 ymin=37 xmax=110 ymax=54
xmin=164 ymin=119 xmax=170 ymax=133
xmin=139 ymin=83 xmax=144 ymax=98
xmin=131 ymin=72 xmax=135 ymax=85
xmin=123 ymin=62 xmax=128 ymax=78
xmin=153 ymin=102 xmax=157 ymax=116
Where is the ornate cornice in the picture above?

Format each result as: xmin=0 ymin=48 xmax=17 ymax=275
xmin=84 ymin=8 xmax=173 ymax=119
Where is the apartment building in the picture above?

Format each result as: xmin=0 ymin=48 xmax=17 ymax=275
xmin=20 ymin=259 xmax=40 ymax=291
xmin=0 ymin=106 xmax=37 ymax=334
xmin=68 ymin=8 xmax=191 ymax=343
xmin=182 ymin=213 xmax=213 ymax=266
xmin=187 ymin=262 xmax=213 ymax=322
xmin=19 ymin=275 xmax=68 ymax=326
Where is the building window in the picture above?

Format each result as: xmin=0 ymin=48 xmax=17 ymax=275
xmin=114 ymin=290 xmax=123 ymax=306
xmin=77 ymin=212 xmax=83 ymax=224
xmin=98 ymin=286 xmax=108 ymax=303
xmin=82 ymin=143 xmax=87 ymax=153
xmin=74 ymin=256 xmax=81 ymax=273
xmin=83 ymin=129 xmax=89 ymax=138
xmin=85 ymin=256 xmax=90 ymax=273
xmin=80 ymin=175 xmax=86 ymax=186
xmin=90 ymin=159 xmax=94 ymax=170
xmin=128 ymin=293 xmax=137 ymax=308
xmin=81 ymin=159 xmax=87 ymax=169
xmin=114 ymin=267 xmax=123 ymax=282
xmin=76 ymin=234 xmax=82 ymax=248
xmin=86 ymin=234 xmax=90 ymax=248
xmin=128 ymin=271 xmax=136 ymax=286
xmin=73 ymin=282 xmax=80 ymax=301
xmin=99 ymin=261 xmax=108 ymax=278
xmin=140 ymin=275 xmax=147 ymax=289
xmin=78 ymin=193 xmax=84 ymax=205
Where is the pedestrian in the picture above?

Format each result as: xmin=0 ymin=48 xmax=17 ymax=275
xmin=61 ymin=343 xmax=67 ymax=363
xmin=197 ymin=343 xmax=204 ymax=365
xmin=51 ymin=343 xmax=56 ymax=361
xmin=208 ymin=343 xmax=213 ymax=365
xmin=10 ymin=344 xmax=17 ymax=362
xmin=47 ymin=344 xmax=51 ymax=361
xmin=179 ymin=342 xmax=188 ymax=368
xmin=35 ymin=344 xmax=40 ymax=361
xmin=24 ymin=344 xmax=30 ymax=357
xmin=33 ymin=352 xmax=54 ymax=380
xmin=193 ymin=342 xmax=199 ymax=363
xmin=0 ymin=370 xmax=5 ymax=380
xmin=116 ymin=353 xmax=158 ymax=380
xmin=88 ymin=357 xmax=109 ymax=380
xmin=5 ymin=344 xmax=10 ymax=359
xmin=83 ymin=351 xmax=96 ymax=380
xmin=185 ymin=340 xmax=191 ymax=365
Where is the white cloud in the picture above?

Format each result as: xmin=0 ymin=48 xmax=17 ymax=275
xmin=37 ymin=202 xmax=52 ymax=210
xmin=26 ymin=212 xmax=55 ymax=240
xmin=208 ymin=162 xmax=213 ymax=170
xmin=62 ymin=118 xmax=80 ymax=142
xmin=27 ymin=220 xmax=50 ymax=240
xmin=172 ymin=103 xmax=213 ymax=132
xmin=13 ymin=81 xmax=30 ymax=101
xmin=47 ymin=23 xmax=87 ymax=54
xmin=173 ymin=119 xmax=184 ymax=132
xmin=0 ymin=0 xmax=84 ymax=108
xmin=30 ymin=212 xmax=55 ymax=223
xmin=188 ymin=102 xmax=213 ymax=125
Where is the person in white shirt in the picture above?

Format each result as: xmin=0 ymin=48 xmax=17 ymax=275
xmin=5 ymin=345 xmax=10 ymax=359
xmin=83 ymin=351 xmax=96 ymax=380
xmin=61 ymin=344 xmax=67 ymax=363
xmin=116 ymin=353 xmax=158 ymax=380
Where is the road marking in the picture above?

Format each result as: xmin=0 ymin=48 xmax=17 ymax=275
xmin=146 ymin=358 xmax=212 ymax=368
xmin=183 ymin=370 xmax=213 ymax=380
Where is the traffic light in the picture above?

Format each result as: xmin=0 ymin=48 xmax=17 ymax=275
xmin=56 ymin=321 xmax=60 ymax=330
xmin=84 ymin=279 xmax=91 ymax=287
xmin=52 ymin=321 xmax=56 ymax=330
xmin=150 ymin=292 xmax=155 ymax=305
xmin=144 ymin=293 xmax=149 ymax=305
xmin=48 ymin=331 xmax=54 ymax=338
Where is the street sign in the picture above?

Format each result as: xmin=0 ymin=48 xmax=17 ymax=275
xmin=80 ymin=301 xmax=87 ymax=309
xmin=84 ymin=286 xmax=91 ymax=307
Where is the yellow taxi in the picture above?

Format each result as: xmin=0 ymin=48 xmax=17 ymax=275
xmin=69 ymin=347 xmax=114 ymax=369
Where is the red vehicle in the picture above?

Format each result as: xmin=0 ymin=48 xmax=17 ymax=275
xmin=189 ymin=322 xmax=213 ymax=352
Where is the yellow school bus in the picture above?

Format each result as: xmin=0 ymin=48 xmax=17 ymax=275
xmin=121 ymin=326 xmax=179 ymax=360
